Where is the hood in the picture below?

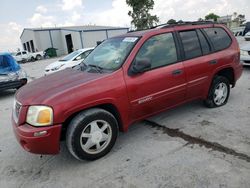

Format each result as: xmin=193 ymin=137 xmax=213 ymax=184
xmin=45 ymin=60 xmax=68 ymax=70
xmin=16 ymin=68 xmax=107 ymax=105
xmin=240 ymin=43 xmax=250 ymax=51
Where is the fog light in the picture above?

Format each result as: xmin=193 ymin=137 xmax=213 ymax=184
xmin=34 ymin=130 xmax=47 ymax=137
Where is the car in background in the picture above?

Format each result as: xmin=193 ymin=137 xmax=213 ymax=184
xmin=240 ymin=43 xmax=250 ymax=66
xmin=13 ymin=50 xmax=44 ymax=63
xmin=0 ymin=53 xmax=27 ymax=91
xmin=244 ymin=32 xmax=250 ymax=41
xmin=44 ymin=48 xmax=94 ymax=75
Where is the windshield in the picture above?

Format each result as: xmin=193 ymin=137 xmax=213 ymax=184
xmin=83 ymin=37 xmax=138 ymax=71
xmin=60 ymin=51 xmax=81 ymax=61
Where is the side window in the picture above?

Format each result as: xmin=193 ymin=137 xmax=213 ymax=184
xmin=16 ymin=52 xmax=21 ymax=56
xmin=22 ymin=51 xmax=27 ymax=55
xmin=179 ymin=30 xmax=202 ymax=60
xmin=0 ymin=56 xmax=10 ymax=69
xmin=197 ymin=30 xmax=211 ymax=55
xmin=135 ymin=33 xmax=177 ymax=69
xmin=81 ymin=50 xmax=92 ymax=59
xmin=203 ymin=27 xmax=232 ymax=51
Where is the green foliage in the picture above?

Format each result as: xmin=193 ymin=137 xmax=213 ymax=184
xmin=126 ymin=0 xmax=159 ymax=30
xmin=167 ymin=19 xmax=177 ymax=24
xmin=205 ymin=13 xmax=220 ymax=21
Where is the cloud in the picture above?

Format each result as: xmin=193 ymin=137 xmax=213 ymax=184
xmin=83 ymin=0 xmax=131 ymax=27
xmin=0 ymin=22 xmax=22 ymax=51
xmin=71 ymin=11 xmax=81 ymax=22
xmin=61 ymin=0 xmax=83 ymax=11
xmin=28 ymin=13 xmax=56 ymax=27
xmin=152 ymin=0 xmax=250 ymax=23
xmin=36 ymin=5 xmax=47 ymax=14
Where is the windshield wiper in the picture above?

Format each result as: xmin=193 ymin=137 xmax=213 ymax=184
xmin=88 ymin=64 xmax=104 ymax=73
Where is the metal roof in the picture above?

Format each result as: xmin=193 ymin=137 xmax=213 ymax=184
xmin=20 ymin=25 xmax=129 ymax=39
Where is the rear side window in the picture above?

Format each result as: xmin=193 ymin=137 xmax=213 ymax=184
xmin=179 ymin=30 xmax=202 ymax=60
xmin=135 ymin=33 xmax=177 ymax=69
xmin=197 ymin=30 xmax=211 ymax=55
xmin=203 ymin=28 xmax=232 ymax=51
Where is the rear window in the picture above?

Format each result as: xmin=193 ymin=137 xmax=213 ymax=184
xmin=203 ymin=27 xmax=232 ymax=51
xmin=179 ymin=30 xmax=202 ymax=60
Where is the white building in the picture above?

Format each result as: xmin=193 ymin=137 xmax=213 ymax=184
xmin=20 ymin=25 xmax=129 ymax=56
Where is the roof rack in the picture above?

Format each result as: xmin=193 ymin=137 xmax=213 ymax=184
xmin=127 ymin=21 xmax=216 ymax=33
xmin=151 ymin=21 xmax=216 ymax=29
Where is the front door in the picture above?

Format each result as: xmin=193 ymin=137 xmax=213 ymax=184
xmin=124 ymin=32 xmax=187 ymax=120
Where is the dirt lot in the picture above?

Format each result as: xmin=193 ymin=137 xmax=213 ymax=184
xmin=0 ymin=59 xmax=250 ymax=188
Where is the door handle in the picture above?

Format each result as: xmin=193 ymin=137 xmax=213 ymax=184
xmin=209 ymin=60 xmax=218 ymax=65
xmin=172 ymin=69 xmax=183 ymax=75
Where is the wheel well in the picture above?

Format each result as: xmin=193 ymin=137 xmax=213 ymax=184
xmin=60 ymin=104 xmax=123 ymax=141
xmin=216 ymin=68 xmax=235 ymax=87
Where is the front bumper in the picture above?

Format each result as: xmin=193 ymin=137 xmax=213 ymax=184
xmin=12 ymin=118 xmax=62 ymax=154
xmin=0 ymin=79 xmax=27 ymax=91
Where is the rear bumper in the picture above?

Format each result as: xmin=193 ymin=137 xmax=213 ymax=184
xmin=12 ymin=119 xmax=62 ymax=154
xmin=0 ymin=79 xmax=27 ymax=91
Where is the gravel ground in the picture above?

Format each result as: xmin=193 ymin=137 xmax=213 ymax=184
xmin=0 ymin=58 xmax=250 ymax=188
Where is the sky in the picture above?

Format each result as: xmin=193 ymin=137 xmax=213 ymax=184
xmin=0 ymin=0 xmax=249 ymax=52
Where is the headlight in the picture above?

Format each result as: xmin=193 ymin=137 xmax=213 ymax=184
xmin=240 ymin=50 xmax=248 ymax=56
xmin=17 ymin=69 xmax=27 ymax=79
xmin=26 ymin=106 xmax=53 ymax=126
xmin=51 ymin=64 xmax=64 ymax=71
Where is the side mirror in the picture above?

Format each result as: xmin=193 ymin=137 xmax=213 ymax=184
xmin=129 ymin=59 xmax=151 ymax=75
xmin=74 ymin=56 xmax=81 ymax=61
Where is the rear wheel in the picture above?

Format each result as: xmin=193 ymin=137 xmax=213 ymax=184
xmin=36 ymin=54 xmax=42 ymax=60
xmin=204 ymin=76 xmax=230 ymax=108
xmin=66 ymin=108 xmax=118 ymax=161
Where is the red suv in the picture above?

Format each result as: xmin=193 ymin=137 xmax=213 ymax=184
xmin=12 ymin=22 xmax=243 ymax=160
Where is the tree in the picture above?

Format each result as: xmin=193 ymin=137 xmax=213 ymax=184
xmin=233 ymin=13 xmax=246 ymax=24
xmin=205 ymin=13 xmax=220 ymax=21
xmin=126 ymin=0 xmax=159 ymax=30
xmin=167 ymin=19 xmax=177 ymax=24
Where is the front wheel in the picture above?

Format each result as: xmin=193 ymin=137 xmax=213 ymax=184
xmin=204 ymin=76 xmax=230 ymax=108
xmin=66 ymin=108 xmax=118 ymax=161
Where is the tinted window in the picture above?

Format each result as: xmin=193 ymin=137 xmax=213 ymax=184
xmin=203 ymin=28 xmax=231 ymax=51
xmin=180 ymin=30 xmax=202 ymax=59
xmin=16 ymin=52 xmax=21 ymax=56
xmin=0 ymin=56 xmax=10 ymax=69
xmin=80 ymin=50 xmax=92 ymax=59
xmin=135 ymin=33 xmax=177 ymax=69
xmin=22 ymin=51 xmax=27 ymax=54
xmin=197 ymin=30 xmax=210 ymax=55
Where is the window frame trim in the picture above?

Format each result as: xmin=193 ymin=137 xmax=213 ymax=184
xmin=196 ymin=29 xmax=212 ymax=55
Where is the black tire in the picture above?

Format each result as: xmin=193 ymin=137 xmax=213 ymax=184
xmin=204 ymin=76 xmax=230 ymax=108
xmin=36 ymin=54 xmax=42 ymax=60
xmin=66 ymin=108 xmax=118 ymax=161
xmin=31 ymin=57 xmax=35 ymax=62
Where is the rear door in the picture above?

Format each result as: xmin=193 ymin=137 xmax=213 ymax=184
xmin=124 ymin=32 xmax=187 ymax=119
xmin=178 ymin=29 xmax=214 ymax=100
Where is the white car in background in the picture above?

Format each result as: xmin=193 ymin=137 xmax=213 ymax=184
xmin=240 ymin=43 xmax=250 ymax=66
xmin=45 ymin=48 xmax=94 ymax=75
xmin=244 ymin=32 xmax=250 ymax=41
